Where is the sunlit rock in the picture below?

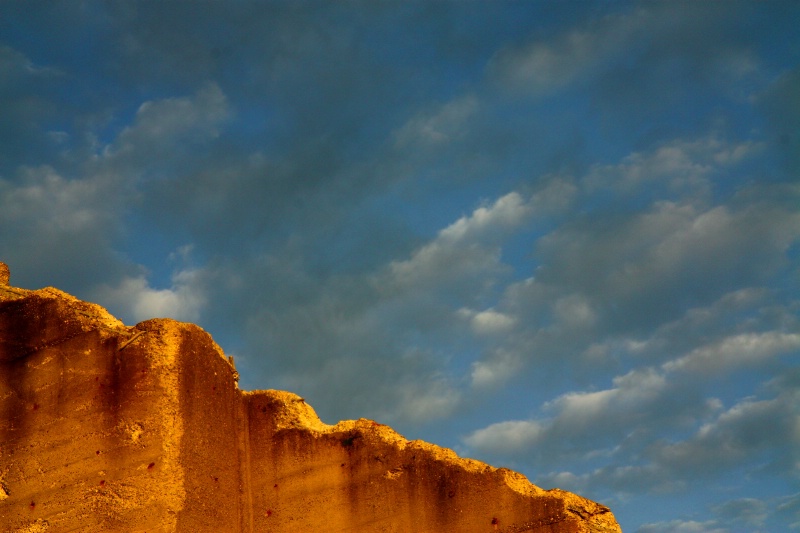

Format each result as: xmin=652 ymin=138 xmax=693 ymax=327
xmin=0 ymin=261 xmax=621 ymax=532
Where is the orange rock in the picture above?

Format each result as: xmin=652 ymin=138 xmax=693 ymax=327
xmin=0 ymin=269 xmax=621 ymax=532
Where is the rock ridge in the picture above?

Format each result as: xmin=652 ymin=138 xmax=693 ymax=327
xmin=0 ymin=262 xmax=621 ymax=532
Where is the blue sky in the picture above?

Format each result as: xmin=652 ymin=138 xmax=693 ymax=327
xmin=1 ymin=2 xmax=799 ymax=531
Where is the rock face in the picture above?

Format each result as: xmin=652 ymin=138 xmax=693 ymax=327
xmin=0 ymin=262 xmax=621 ymax=532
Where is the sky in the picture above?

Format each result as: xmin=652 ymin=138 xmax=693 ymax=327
xmin=1 ymin=1 xmax=799 ymax=531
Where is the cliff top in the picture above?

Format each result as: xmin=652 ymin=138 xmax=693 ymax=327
xmin=0 ymin=260 xmax=621 ymax=532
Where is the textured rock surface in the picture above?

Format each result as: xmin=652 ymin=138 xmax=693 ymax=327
xmin=0 ymin=262 xmax=621 ymax=532
xmin=0 ymin=262 xmax=9 ymax=286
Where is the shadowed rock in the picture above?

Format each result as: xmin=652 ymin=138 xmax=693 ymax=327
xmin=0 ymin=263 xmax=621 ymax=532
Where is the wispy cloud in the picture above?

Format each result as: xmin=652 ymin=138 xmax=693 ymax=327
xmin=488 ymin=8 xmax=651 ymax=95
xmin=663 ymin=332 xmax=800 ymax=374
xmin=394 ymin=95 xmax=478 ymax=148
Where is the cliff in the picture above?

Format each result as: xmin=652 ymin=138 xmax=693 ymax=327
xmin=0 ymin=263 xmax=621 ymax=532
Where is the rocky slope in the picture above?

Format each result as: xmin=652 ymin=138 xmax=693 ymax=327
xmin=0 ymin=262 xmax=621 ymax=532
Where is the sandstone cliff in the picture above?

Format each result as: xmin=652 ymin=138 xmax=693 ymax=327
xmin=0 ymin=263 xmax=621 ymax=532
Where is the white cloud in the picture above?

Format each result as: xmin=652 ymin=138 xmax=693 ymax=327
xmin=466 ymin=367 xmax=670 ymax=455
xmin=578 ymin=286 xmax=787 ymax=370
xmin=464 ymin=419 xmax=545 ymax=454
xmin=488 ymin=9 xmax=648 ymax=95
xmin=527 ymin=177 xmax=578 ymax=216
xmin=663 ymin=332 xmax=800 ymax=374
xmin=583 ymin=136 xmax=764 ymax=195
xmin=388 ymin=182 xmax=575 ymax=297
xmin=386 ymin=240 xmax=503 ymax=295
xmin=636 ymin=519 xmax=726 ymax=533
xmin=554 ymin=293 xmax=596 ymax=330
xmin=439 ymin=191 xmax=535 ymax=243
xmin=651 ymin=391 xmax=800 ymax=476
xmin=103 ymin=82 xmax=229 ymax=161
xmin=0 ymin=165 xmax=115 ymax=233
xmin=470 ymin=348 xmax=524 ymax=389
xmin=460 ymin=307 xmax=517 ymax=335
xmin=539 ymin=470 xmax=589 ymax=492
xmin=394 ymin=378 xmax=461 ymax=423
xmin=535 ymin=197 xmax=800 ymax=316
xmin=386 ymin=191 xmax=534 ymax=293
xmin=669 ymin=288 xmax=771 ymax=331
xmin=546 ymin=368 xmax=668 ymax=431
xmin=0 ymin=164 xmax=127 ymax=288
xmin=466 ymin=350 xmax=799 ymax=496
xmin=92 ymin=266 xmax=207 ymax=324
xmin=0 ymin=84 xmax=235 ymax=295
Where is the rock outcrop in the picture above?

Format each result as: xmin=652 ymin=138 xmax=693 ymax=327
xmin=0 ymin=262 xmax=621 ymax=532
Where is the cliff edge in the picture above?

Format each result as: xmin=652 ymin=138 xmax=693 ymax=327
xmin=0 ymin=262 xmax=621 ymax=532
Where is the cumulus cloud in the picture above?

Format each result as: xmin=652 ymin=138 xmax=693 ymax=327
xmin=103 ymin=82 xmax=229 ymax=166
xmin=456 ymin=147 xmax=799 ymax=400
xmin=469 ymin=348 xmax=524 ymax=389
xmin=385 ymin=180 xmax=578 ymax=300
xmin=385 ymin=191 xmax=535 ymax=294
xmin=553 ymin=293 xmax=596 ymax=330
xmin=91 ymin=266 xmax=208 ymax=324
xmin=461 ymin=308 xmax=517 ymax=336
xmin=441 ymin=191 xmax=536 ymax=242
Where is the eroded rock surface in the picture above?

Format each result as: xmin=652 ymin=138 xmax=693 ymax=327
xmin=0 ymin=262 xmax=621 ymax=532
